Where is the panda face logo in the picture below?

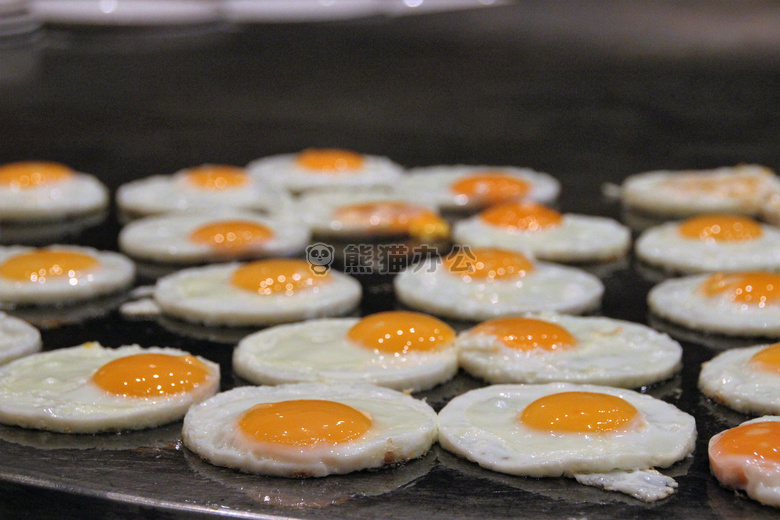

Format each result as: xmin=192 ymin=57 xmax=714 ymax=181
xmin=305 ymin=242 xmax=335 ymax=275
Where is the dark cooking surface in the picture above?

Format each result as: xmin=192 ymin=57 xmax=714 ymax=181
xmin=2 ymin=2 xmax=780 ymax=518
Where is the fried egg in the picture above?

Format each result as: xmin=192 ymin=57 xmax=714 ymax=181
xmin=456 ymin=313 xmax=682 ymax=388
xmin=116 ymin=164 xmax=292 ymax=218
xmin=620 ymin=164 xmax=780 ymax=217
xmin=438 ymin=383 xmax=695 ymax=501
xmin=233 ymin=311 xmax=458 ymax=392
xmin=0 ymin=342 xmax=220 ymax=433
xmin=394 ymin=247 xmax=604 ymax=321
xmin=118 ymin=211 xmax=311 ymax=265
xmin=0 ymin=245 xmax=135 ymax=306
xmin=764 ymin=190 xmax=780 ymax=226
xmin=453 ymin=202 xmax=630 ymax=263
xmin=396 ymin=165 xmax=560 ymax=212
xmin=153 ymin=258 xmax=361 ymax=326
xmin=247 ymin=149 xmax=403 ymax=194
xmin=0 ymin=161 xmax=109 ymax=222
xmin=699 ymin=343 xmax=780 ymax=415
xmin=0 ymin=312 xmax=41 ymax=365
xmin=182 ymin=383 xmax=438 ymax=477
xmin=709 ymin=416 xmax=780 ymax=508
xmin=647 ymin=271 xmax=780 ymax=337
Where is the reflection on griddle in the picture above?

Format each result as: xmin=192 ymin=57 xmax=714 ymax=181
xmin=0 ymin=421 xmax=181 ymax=451
xmin=0 ymin=211 xmax=107 ymax=246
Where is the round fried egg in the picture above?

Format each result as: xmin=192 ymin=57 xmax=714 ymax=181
xmin=636 ymin=214 xmax=780 ymax=274
xmin=699 ymin=343 xmax=780 ymax=415
xmin=0 ymin=161 xmax=109 ymax=222
xmin=647 ymin=271 xmax=780 ymax=337
xmin=394 ymin=247 xmax=604 ymax=321
xmin=116 ymin=164 xmax=292 ymax=218
xmin=118 ymin=211 xmax=311 ymax=264
xmin=453 ymin=202 xmax=630 ymax=263
xmin=620 ymin=164 xmax=780 ymax=217
xmin=153 ymin=258 xmax=361 ymax=326
xmin=182 ymin=383 xmax=437 ymax=477
xmin=0 ymin=245 xmax=135 ymax=306
xmin=0 ymin=342 xmax=220 ymax=433
xmin=396 ymin=165 xmax=560 ymax=212
xmin=456 ymin=313 xmax=682 ymax=387
xmin=709 ymin=416 xmax=780 ymax=508
xmin=764 ymin=190 xmax=780 ymax=226
xmin=233 ymin=311 xmax=458 ymax=392
xmin=0 ymin=312 xmax=41 ymax=365
xmin=247 ymin=149 xmax=403 ymax=194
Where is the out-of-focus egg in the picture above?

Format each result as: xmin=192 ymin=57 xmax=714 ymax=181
xmin=182 ymin=383 xmax=437 ymax=477
xmin=394 ymin=247 xmax=604 ymax=321
xmin=764 ymin=190 xmax=780 ymax=226
xmin=647 ymin=271 xmax=780 ymax=337
xmin=456 ymin=313 xmax=681 ymax=387
xmin=233 ymin=311 xmax=458 ymax=392
xmin=453 ymin=202 xmax=630 ymax=263
xmin=0 ymin=245 xmax=135 ymax=306
xmin=709 ymin=416 xmax=780 ymax=508
xmin=0 ymin=161 xmax=109 ymax=222
xmin=118 ymin=211 xmax=311 ymax=264
xmin=153 ymin=258 xmax=361 ymax=326
xmin=0 ymin=342 xmax=220 ymax=433
xmin=0 ymin=312 xmax=41 ymax=365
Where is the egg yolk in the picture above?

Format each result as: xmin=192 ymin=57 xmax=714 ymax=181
xmin=230 ymin=259 xmax=327 ymax=296
xmin=333 ymin=202 xmax=449 ymax=239
xmin=710 ymin=421 xmax=780 ymax=480
xmin=0 ymin=161 xmax=74 ymax=190
xmin=238 ymin=399 xmax=371 ymax=447
xmin=701 ymin=272 xmax=780 ymax=307
xmin=678 ymin=214 xmax=763 ymax=242
xmin=92 ymin=353 xmax=210 ymax=398
xmin=295 ymin=149 xmax=364 ymax=172
xmin=347 ymin=311 xmax=456 ymax=355
xmin=479 ymin=202 xmax=563 ymax=232
xmin=443 ymin=247 xmax=534 ymax=281
xmin=0 ymin=249 xmax=99 ymax=283
xmin=749 ymin=343 xmax=780 ymax=375
xmin=184 ymin=165 xmax=248 ymax=191
xmin=469 ymin=317 xmax=577 ymax=352
xmin=189 ymin=220 xmax=274 ymax=250
xmin=450 ymin=173 xmax=530 ymax=204
xmin=662 ymin=175 xmax=760 ymax=197
xmin=520 ymin=391 xmax=641 ymax=434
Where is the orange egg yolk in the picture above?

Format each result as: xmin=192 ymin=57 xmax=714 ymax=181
xmin=443 ymin=247 xmax=534 ymax=281
xmin=711 ymin=421 xmax=780 ymax=470
xmin=92 ymin=353 xmax=210 ymax=398
xmin=749 ymin=343 xmax=780 ymax=375
xmin=230 ymin=259 xmax=327 ymax=296
xmin=184 ymin=165 xmax=248 ymax=191
xmin=333 ymin=202 xmax=449 ymax=239
xmin=238 ymin=399 xmax=371 ymax=447
xmin=701 ymin=272 xmax=780 ymax=307
xmin=520 ymin=391 xmax=641 ymax=434
xmin=450 ymin=173 xmax=530 ymax=204
xmin=479 ymin=202 xmax=563 ymax=232
xmin=662 ymin=175 xmax=760 ymax=196
xmin=0 ymin=161 xmax=74 ymax=190
xmin=469 ymin=317 xmax=577 ymax=351
xmin=678 ymin=214 xmax=763 ymax=242
xmin=0 ymin=249 xmax=99 ymax=283
xmin=347 ymin=311 xmax=456 ymax=355
xmin=295 ymin=149 xmax=364 ymax=172
xmin=189 ymin=220 xmax=274 ymax=250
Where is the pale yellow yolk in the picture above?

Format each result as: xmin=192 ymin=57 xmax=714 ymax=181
xmin=0 ymin=250 xmax=99 ymax=283
xmin=678 ymin=214 xmax=763 ymax=242
xmin=230 ymin=259 xmax=327 ymax=296
xmin=450 ymin=173 xmax=530 ymax=204
xmin=749 ymin=343 xmax=780 ymax=375
xmin=92 ymin=353 xmax=210 ymax=398
xmin=443 ymin=247 xmax=534 ymax=281
xmin=479 ymin=202 xmax=563 ymax=232
xmin=295 ymin=149 xmax=364 ymax=172
xmin=701 ymin=272 xmax=780 ymax=307
xmin=333 ymin=202 xmax=449 ymax=239
xmin=347 ymin=311 xmax=456 ymax=355
xmin=469 ymin=317 xmax=577 ymax=351
xmin=520 ymin=392 xmax=641 ymax=434
xmin=663 ymin=175 xmax=760 ymax=197
xmin=710 ymin=421 xmax=780 ymax=485
xmin=237 ymin=399 xmax=371 ymax=447
xmin=189 ymin=220 xmax=274 ymax=250
xmin=0 ymin=161 xmax=74 ymax=189
xmin=184 ymin=165 xmax=248 ymax=191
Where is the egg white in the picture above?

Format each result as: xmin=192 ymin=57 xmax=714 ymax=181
xmin=764 ymin=191 xmax=780 ymax=226
xmin=181 ymin=383 xmax=438 ymax=477
xmin=0 ymin=312 xmax=41 ymax=365
xmin=0 ymin=342 xmax=220 ymax=433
